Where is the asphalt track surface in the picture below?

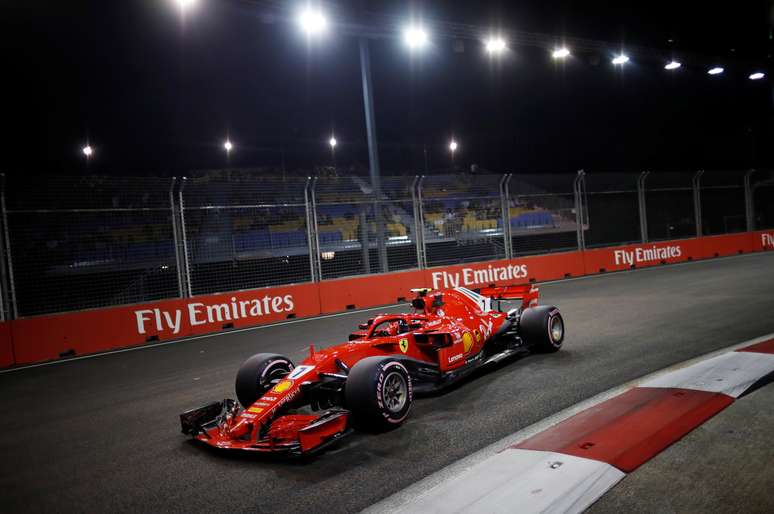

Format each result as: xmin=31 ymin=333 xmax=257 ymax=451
xmin=1 ymin=252 xmax=773 ymax=513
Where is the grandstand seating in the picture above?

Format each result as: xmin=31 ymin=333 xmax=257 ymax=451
xmin=233 ymin=229 xmax=307 ymax=251
xmin=510 ymin=211 xmax=554 ymax=228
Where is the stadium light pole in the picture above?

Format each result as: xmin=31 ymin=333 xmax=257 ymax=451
xmin=296 ymin=7 xmax=391 ymax=271
xmin=359 ymin=35 xmax=389 ymax=272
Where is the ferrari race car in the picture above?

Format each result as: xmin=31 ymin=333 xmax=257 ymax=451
xmin=180 ymin=285 xmax=564 ymax=455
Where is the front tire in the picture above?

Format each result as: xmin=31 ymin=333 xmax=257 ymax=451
xmin=519 ymin=306 xmax=564 ymax=353
xmin=235 ymin=353 xmax=294 ymax=408
xmin=345 ymin=357 xmax=413 ymax=430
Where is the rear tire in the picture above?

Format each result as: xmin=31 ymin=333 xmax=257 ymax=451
xmin=235 ymin=353 xmax=294 ymax=408
xmin=519 ymin=306 xmax=564 ymax=353
xmin=345 ymin=356 xmax=413 ymax=430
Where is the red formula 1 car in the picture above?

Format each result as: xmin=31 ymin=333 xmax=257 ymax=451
xmin=180 ymin=285 xmax=564 ymax=455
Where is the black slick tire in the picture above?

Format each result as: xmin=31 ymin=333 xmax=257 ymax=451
xmin=519 ymin=305 xmax=564 ymax=353
xmin=235 ymin=353 xmax=294 ymax=408
xmin=345 ymin=356 xmax=413 ymax=430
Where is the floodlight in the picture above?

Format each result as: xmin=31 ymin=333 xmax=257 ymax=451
xmin=485 ymin=37 xmax=507 ymax=55
xmin=612 ymin=54 xmax=629 ymax=65
xmin=176 ymin=0 xmax=196 ymax=11
xmin=403 ymin=26 xmax=428 ymax=49
xmin=552 ymin=47 xmax=571 ymax=59
xmin=298 ymin=8 xmax=327 ymax=36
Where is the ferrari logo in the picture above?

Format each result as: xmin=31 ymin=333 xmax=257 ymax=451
xmin=399 ymin=338 xmax=409 ymax=353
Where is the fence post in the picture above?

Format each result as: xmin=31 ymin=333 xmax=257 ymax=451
xmin=500 ymin=174 xmax=513 ymax=259
xmin=178 ymin=177 xmax=193 ymax=297
xmin=692 ymin=170 xmax=705 ymax=237
xmin=304 ymin=177 xmax=319 ymax=282
xmin=416 ymin=175 xmax=427 ymax=268
xmin=310 ymin=177 xmax=323 ymax=280
xmin=0 ymin=174 xmax=7 ymax=321
xmin=573 ymin=170 xmax=586 ymax=250
xmin=637 ymin=171 xmax=650 ymax=243
xmin=0 ymin=175 xmax=17 ymax=319
xmin=410 ymin=175 xmax=425 ymax=269
xmin=744 ymin=169 xmax=755 ymax=232
xmin=169 ymin=177 xmax=185 ymax=298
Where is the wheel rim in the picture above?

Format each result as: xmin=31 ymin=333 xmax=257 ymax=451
xmin=382 ymin=372 xmax=408 ymax=413
xmin=261 ymin=363 xmax=290 ymax=388
xmin=550 ymin=315 xmax=564 ymax=343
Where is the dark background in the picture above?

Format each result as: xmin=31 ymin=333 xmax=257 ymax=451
xmin=2 ymin=0 xmax=773 ymax=176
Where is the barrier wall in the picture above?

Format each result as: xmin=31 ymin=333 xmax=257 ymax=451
xmin=0 ymin=323 xmax=13 ymax=368
xmin=9 ymin=282 xmax=320 ymax=365
xmin=2 ymin=230 xmax=773 ymax=368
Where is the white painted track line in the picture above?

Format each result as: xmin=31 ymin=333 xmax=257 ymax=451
xmin=639 ymin=351 xmax=774 ymax=398
xmin=389 ymin=449 xmax=625 ymax=514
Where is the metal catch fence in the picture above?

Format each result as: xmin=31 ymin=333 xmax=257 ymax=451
xmin=1 ymin=175 xmax=179 ymax=317
xmin=179 ymin=175 xmax=312 ymax=296
xmin=0 ymin=169 xmax=765 ymax=318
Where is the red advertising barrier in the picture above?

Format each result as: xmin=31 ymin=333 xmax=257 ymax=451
xmin=422 ymin=251 xmax=585 ymax=290
xmin=318 ymin=269 xmax=425 ymax=314
xmin=10 ymin=282 xmax=320 ymax=365
xmin=0 ymin=322 xmax=13 ymax=368
xmin=699 ymin=232 xmax=754 ymax=258
xmin=2 ymin=230 xmax=774 ymax=368
xmin=752 ymin=230 xmax=774 ymax=252
xmin=582 ymin=238 xmax=706 ymax=275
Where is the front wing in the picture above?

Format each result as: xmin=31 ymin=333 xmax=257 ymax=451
xmin=180 ymin=400 xmax=350 ymax=455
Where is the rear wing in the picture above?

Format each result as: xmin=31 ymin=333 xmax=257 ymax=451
xmin=476 ymin=284 xmax=539 ymax=310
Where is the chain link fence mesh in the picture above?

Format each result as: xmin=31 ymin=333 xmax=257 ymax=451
xmin=4 ymin=176 xmax=179 ymax=317
xmin=314 ymin=176 xmax=419 ymax=279
xmin=699 ymin=170 xmax=747 ymax=235
xmin=584 ymin=172 xmax=642 ymax=247
xmin=752 ymin=170 xmax=774 ymax=230
xmin=644 ymin=171 xmax=697 ymax=241
xmin=422 ymin=174 xmax=506 ymax=266
xmin=181 ymin=175 xmax=312 ymax=296
xmin=507 ymin=173 xmax=580 ymax=255
xmin=1 ymin=170 xmax=765 ymax=318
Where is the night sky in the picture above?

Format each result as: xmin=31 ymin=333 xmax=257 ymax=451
xmin=2 ymin=0 xmax=773 ymax=176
